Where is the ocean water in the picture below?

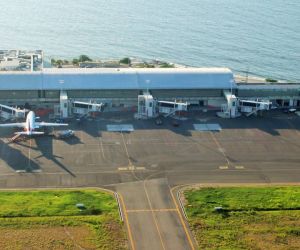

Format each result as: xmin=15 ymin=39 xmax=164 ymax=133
xmin=0 ymin=0 xmax=299 ymax=81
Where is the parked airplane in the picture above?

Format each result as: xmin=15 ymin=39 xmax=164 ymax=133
xmin=0 ymin=111 xmax=68 ymax=136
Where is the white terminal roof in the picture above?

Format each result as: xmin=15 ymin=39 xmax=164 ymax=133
xmin=0 ymin=67 xmax=235 ymax=90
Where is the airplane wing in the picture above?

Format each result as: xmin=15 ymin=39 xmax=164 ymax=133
xmin=35 ymin=122 xmax=68 ymax=127
xmin=0 ymin=122 xmax=25 ymax=128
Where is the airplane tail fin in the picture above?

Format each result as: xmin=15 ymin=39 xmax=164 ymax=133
xmin=14 ymin=131 xmax=44 ymax=135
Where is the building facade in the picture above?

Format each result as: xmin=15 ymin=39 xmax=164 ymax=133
xmin=0 ymin=67 xmax=299 ymax=109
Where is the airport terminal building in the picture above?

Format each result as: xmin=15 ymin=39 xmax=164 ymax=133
xmin=0 ymin=67 xmax=299 ymax=110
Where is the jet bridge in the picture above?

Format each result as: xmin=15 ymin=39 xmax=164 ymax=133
xmin=239 ymin=99 xmax=271 ymax=116
xmin=60 ymin=90 xmax=69 ymax=118
xmin=136 ymin=92 xmax=188 ymax=119
xmin=217 ymin=90 xmax=271 ymax=118
xmin=137 ymin=92 xmax=157 ymax=118
xmin=157 ymin=100 xmax=188 ymax=117
xmin=217 ymin=90 xmax=240 ymax=118
xmin=0 ymin=103 xmax=26 ymax=121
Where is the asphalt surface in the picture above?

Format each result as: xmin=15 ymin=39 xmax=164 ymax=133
xmin=0 ymin=110 xmax=300 ymax=250
xmin=116 ymin=178 xmax=195 ymax=250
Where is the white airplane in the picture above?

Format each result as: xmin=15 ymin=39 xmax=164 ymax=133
xmin=0 ymin=111 xmax=68 ymax=136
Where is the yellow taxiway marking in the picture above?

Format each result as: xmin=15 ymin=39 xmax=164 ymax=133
xmin=209 ymin=132 xmax=231 ymax=167
xmin=126 ymin=208 xmax=177 ymax=213
xmin=219 ymin=166 xmax=229 ymax=170
xmin=135 ymin=167 xmax=145 ymax=170
xmin=170 ymin=187 xmax=195 ymax=250
xmin=118 ymin=167 xmax=128 ymax=171
xmin=118 ymin=166 xmax=146 ymax=171
xmin=235 ymin=165 xmax=245 ymax=169
xmin=143 ymin=180 xmax=166 ymax=250
xmin=128 ymin=166 xmax=135 ymax=171
xmin=121 ymin=132 xmax=133 ymax=167
xmin=118 ymin=193 xmax=136 ymax=250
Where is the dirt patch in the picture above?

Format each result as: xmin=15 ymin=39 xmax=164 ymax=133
xmin=0 ymin=226 xmax=97 ymax=250
xmin=244 ymin=232 xmax=300 ymax=250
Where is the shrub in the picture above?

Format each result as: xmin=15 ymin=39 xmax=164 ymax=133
xmin=266 ymin=78 xmax=278 ymax=83
xmin=51 ymin=59 xmax=56 ymax=65
xmin=78 ymin=55 xmax=92 ymax=62
xmin=72 ymin=58 xmax=79 ymax=65
xmin=120 ymin=57 xmax=131 ymax=65
xmin=159 ymin=62 xmax=175 ymax=68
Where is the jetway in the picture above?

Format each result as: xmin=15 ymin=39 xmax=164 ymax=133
xmin=217 ymin=90 xmax=271 ymax=118
xmin=72 ymin=101 xmax=103 ymax=115
xmin=0 ymin=104 xmax=26 ymax=121
xmin=137 ymin=92 xmax=156 ymax=118
xmin=58 ymin=90 xmax=104 ymax=118
xmin=217 ymin=90 xmax=240 ymax=118
xmin=60 ymin=90 xmax=69 ymax=118
xmin=239 ymin=99 xmax=271 ymax=116
xmin=136 ymin=92 xmax=188 ymax=118
xmin=157 ymin=101 xmax=188 ymax=117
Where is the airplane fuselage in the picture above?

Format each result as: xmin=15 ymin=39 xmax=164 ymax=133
xmin=0 ymin=109 xmax=68 ymax=136
xmin=25 ymin=111 xmax=37 ymax=135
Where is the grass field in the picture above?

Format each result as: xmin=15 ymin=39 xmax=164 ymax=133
xmin=0 ymin=189 xmax=127 ymax=250
xmin=184 ymin=186 xmax=300 ymax=250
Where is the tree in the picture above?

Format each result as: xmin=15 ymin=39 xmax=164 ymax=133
xmin=56 ymin=59 xmax=63 ymax=68
xmin=72 ymin=58 xmax=79 ymax=65
xmin=51 ymin=58 xmax=56 ymax=65
xmin=266 ymin=78 xmax=278 ymax=83
xmin=120 ymin=57 xmax=131 ymax=65
xmin=78 ymin=55 xmax=92 ymax=62
xmin=159 ymin=62 xmax=175 ymax=68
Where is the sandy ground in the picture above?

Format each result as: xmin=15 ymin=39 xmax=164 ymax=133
xmin=0 ymin=225 xmax=99 ymax=250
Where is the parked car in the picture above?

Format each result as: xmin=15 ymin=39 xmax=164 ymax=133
xmin=283 ymin=108 xmax=297 ymax=114
xmin=56 ymin=130 xmax=75 ymax=139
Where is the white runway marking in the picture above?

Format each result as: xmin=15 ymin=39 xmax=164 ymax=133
xmin=193 ymin=123 xmax=222 ymax=131
xmin=107 ymin=124 xmax=134 ymax=132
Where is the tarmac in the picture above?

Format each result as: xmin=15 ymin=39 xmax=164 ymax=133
xmin=0 ymin=110 xmax=300 ymax=250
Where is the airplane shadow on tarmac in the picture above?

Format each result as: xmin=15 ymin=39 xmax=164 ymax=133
xmin=11 ymin=135 xmax=76 ymax=177
xmin=0 ymin=139 xmax=40 ymax=172
xmin=34 ymin=135 xmax=76 ymax=177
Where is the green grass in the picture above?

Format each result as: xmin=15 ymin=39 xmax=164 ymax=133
xmin=184 ymin=186 xmax=300 ymax=250
xmin=0 ymin=189 xmax=127 ymax=250
xmin=0 ymin=189 xmax=117 ymax=217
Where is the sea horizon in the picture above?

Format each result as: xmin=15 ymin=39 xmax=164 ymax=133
xmin=0 ymin=0 xmax=299 ymax=81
